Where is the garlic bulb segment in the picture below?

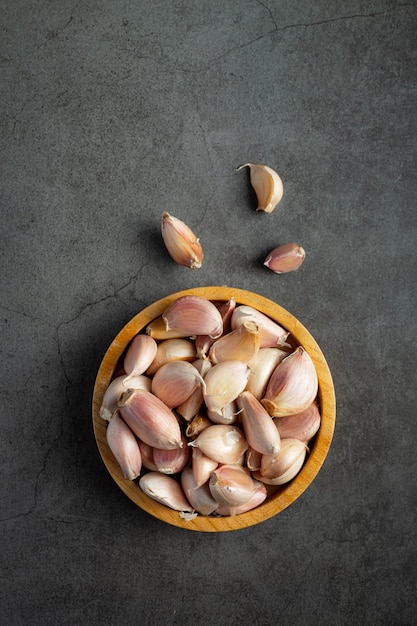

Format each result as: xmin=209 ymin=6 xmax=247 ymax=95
xmin=246 ymin=348 xmax=288 ymax=400
xmin=274 ymin=401 xmax=321 ymax=442
xmin=106 ymin=412 xmax=142 ymax=480
xmin=231 ymin=305 xmax=289 ymax=348
xmin=181 ymin=467 xmax=219 ymax=516
xmin=189 ymin=424 xmax=248 ymax=464
xmin=176 ymin=359 xmax=212 ymax=420
xmin=237 ymin=391 xmax=281 ymax=455
xmin=191 ymin=447 xmax=218 ymax=487
xmin=161 ymin=211 xmax=203 ymax=269
xmin=216 ymin=480 xmax=267 ymax=516
xmin=261 ymin=346 xmax=318 ymax=417
xmin=264 ymin=243 xmax=306 ymax=274
xmin=99 ymin=374 xmax=152 ymax=421
xmin=138 ymin=440 xmax=158 ymax=471
xmin=208 ymin=320 xmax=260 ymax=364
xmin=117 ymin=388 xmax=183 ymax=450
xmin=237 ymin=163 xmax=283 ymax=213
xmin=146 ymin=316 xmax=191 ymax=340
xmin=139 ymin=472 xmax=194 ymax=512
xmin=185 ymin=414 xmax=212 ymax=440
xmin=258 ymin=438 xmax=308 ymax=484
xmin=153 ymin=435 xmax=190 ymax=474
xmin=151 ymin=360 xmax=205 ymax=409
xmin=246 ymin=446 xmax=262 ymax=471
xmin=195 ymin=298 xmax=236 ymax=359
xmin=203 ymin=360 xmax=251 ymax=417
xmin=146 ymin=338 xmax=196 ymax=376
xmin=123 ymin=334 xmax=158 ymax=382
xmin=209 ymin=464 xmax=257 ymax=507
xmin=207 ymin=399 xmax=239 ymax=425
xmin=162 ymin=295 xmax=223 ymax=339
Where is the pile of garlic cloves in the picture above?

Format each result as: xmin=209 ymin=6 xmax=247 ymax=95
xmin=100 ymin=294 xmax=321 ymax=519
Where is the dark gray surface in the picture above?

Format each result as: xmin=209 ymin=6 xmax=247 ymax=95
xmin=1 ymin=1 xmax=416 ymax=624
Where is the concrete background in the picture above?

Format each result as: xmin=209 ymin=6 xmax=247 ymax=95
xmin=1 ymin=1 xmax=416 ymax=624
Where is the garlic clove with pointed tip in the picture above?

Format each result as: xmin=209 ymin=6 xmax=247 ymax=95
xmin=264 ymin=243 xmax=306 ymax=274
xmin=274 ymin=401 xmax=321 ymax=442
xmin=209 ymin=464 xmax=257 ymax=507
xmin=106 ymin=412 xmax=142 ymax=480
xmin=162 ymin=295 xmax=223 ymax=339
xmin=161 ymin=211 xmax=203 ymax=269
xmin=257 ymin=438 xmax=308 ymax=485
xmin=246 ymin=347 xmax=288 ymax=400
xmin=176 ymin=359 xmax=212 ymax=420
xmin=139 ymin=472 xmax=194 ymax=512
xmin=151 ymin=360 xmax=206 ymax=409
xmin=237 ymin=391 xmax=281 ymax=455
xmin=237 ymin=163 xmax=283 ymax=213
xmin=203 ymin=360 xmax=251 ymax=418
xmin=215 ymin=480 xmax=267 ymax=516
xmin=231 ymin=305 xmax=289 ymax=348
xmin=191 ymin=447 xmax=218 ymax=487
xmin=208 ymin=320 xmax=260 ymax=364
xmin=181 ymin=467 xmax=219 ymax=516
xmin=189 ymin=424 xmax=248 ymax=464
xmin=99 ymin=374 xmax=152 ymax=421
xmin=123 ymin=334 xmax=158 ymax=383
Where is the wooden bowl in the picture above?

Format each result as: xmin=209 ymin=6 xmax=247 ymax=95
xmin=92 ymin=286 xmax=336 ymax=532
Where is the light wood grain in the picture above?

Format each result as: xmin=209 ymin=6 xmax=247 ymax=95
xmin=92 ymin=286 xmax=336 ymax=532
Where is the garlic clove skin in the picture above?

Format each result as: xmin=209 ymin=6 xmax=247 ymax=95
xmin=191 ymin=447 xmax=218 ymax=488
xmin=258 ymin=438 xmax=308 ymax=484
xmin=146 ymin=338 xmax=196 ymax=376
xmin=215 ymin=480 xmax=267 ymax=516
xmin=161 ymin=211 xmax=203 ymax=269
xmin=151 ymin=360 xmax=205 ymax=409
xmin=153 ymin=435 xmax=190 ymax=474
xmin=264 ymin=243 xmax=306 ymax=274
xmin=181 ymin=467 xmax=219 ymax=516
xmin=185 ymin=414 xmax=212 ymax=440
xmin=274 ymin=401 xmax=321 ymax=442
xmin=139 ymin=472 xmax=194 ymax=512
xmin=203 ymin=360 xmax=251 ymax=418
xmin=195 ymin=298 xmax=236 ymax=359
xmin=106 ymin=412 xmax=142 ymax=480
xmin=146 ymin=316 xmax=191 ymax=340
xmin=208 ymin=320 xmax=260 ymax=364
xmin=209 ymin=464 xmax=257 ymax=507
xmin=261 ymin=346 xmax=318 ymax=417
xmin=99 ymin=374 xmax=152 ymax=422
xmin=246 ymin=348 xmax=288 ymax=400
xmin=123 ymin=334 xmax=158 ymax=382
xmin=237 ymin=391 xmax=281 ymax=455
xmin=117 ymin=388 xmax=183 ymax=450
xmin=231 ymin=305 xmax=289 ymax=348
xmin=162 ymin=295 xmax=223 ymax=339
xmin=189 ymin=424 xmax=248 ymax=464
xmin=237 ymin=163 xmax=283 ymax=213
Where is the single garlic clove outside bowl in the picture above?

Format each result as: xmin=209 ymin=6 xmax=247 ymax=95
xmin=92 ymin=286 xmax=336 ymax=532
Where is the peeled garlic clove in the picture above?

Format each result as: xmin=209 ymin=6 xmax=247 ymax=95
xmin=237 ymin=391 xmax=281 ymax=455
xmin=139 ymin=472 xmax=194 ymax=512
xmin=189 ymin=424 xmax=248 ymax=464
xmin=191 ymin=447 xmax=218 ymax=487
xmin=195 ymin=298 xmax=236 ymax=359
xmin=123 ymin=334 xmax=158 ymax=383
xmin=208 ymin=320 xmax=260 ymax=364
xmin=99 ymin=375 xmax=152 ymax=421
xmin=153 ymin=435 xmax=190 ymax=474
xmin=261 ymin=346 xmax=318 ymax=417
xmin=118 ymin=388 xmax=183 ymax=450
xmin=185 ymin=414 xmax=212 ymax=439
xmin=274 ymin=401 xmax=321 ymax=442
xmin=237 ymin=163 xmax=283 ymax=213
xmin=264 ymin=243 xmax=306 ymax=274
xmin=162 ymin=295 xmax=223 ymax=339
xmin=138 ymin=440 xmax=158 ymax=471
xmin=176 ymin=359 xmax=212 ymax=420
xmin=215 ymin=480 xmax=267 ymax=516
xmin=204 ymin=360 xmax=251 ymax=417
xmin=106 ymin=412 xmax=142 ymax=480
xmin=146 ymin=338 xmax=196 ymax=376
xmin=161 ymin=211 xmax=203 ymax=269
xmin=258 ymin=438 xmax=308 ymax=484
xmin=146 ymin=316 xmax=191 ymax=340
xmin=209 ymin=464 xmax=257 ymax=507
xmin=151 ymin=360 xmax=205 ymax=409
xmin=181 ymin=467 xmax=219 ymax=516
xmin=207 ymin=399 xmax=239 ymax=425
xmin=231 ymin=305 xmax=289 ymax=348
xmin=246 ymin=348 xmax=288 ymax=400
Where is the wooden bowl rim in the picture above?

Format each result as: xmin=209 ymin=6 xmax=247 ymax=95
xmin=92 ymin=286 xmax=336 ymax=532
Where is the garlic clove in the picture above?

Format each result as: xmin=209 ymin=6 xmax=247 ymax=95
xmin=162 ymin=295 xmax=223 ymax=339
xmin=274 ymin=401 xmax=321 ymax=442
xmin=215 ymin=480 xmax=267 ymax=516
xmin=117 ymin=388 xmax=183 ymax=450
xmin=203 ymin=360 xmax=251 ymax=418
xmin=231 ymin=305 xmax=289 ymax=348
xmin=208 ymin=320 xmax=260 ymax=364
xmin=139 ymin=472 xmax=194 ymax=512
xmin=237 ymin=163 xmax=283 ymax=213
xmin=261 ymin=346 xmax=318 ymax=417
xmin=153 ymin=435 xmax=190 ymax=474
xmin=209 ymin=464 xmax=257 ymax=507
xmin=264 ymin=243 xmax=306 ymax=274
xmin=106 ymin=412 xmax=142 ymax=480
xmin=191 ymin=447 xmax=218 ymax=487
xmin=99 ymin=374 xmax=152 ymax=422
xmin=185 ymin=414 xmax=212 ymax=440
xmin=123 ymin=335 xmax=158 ymax=383
xmin=195 ymin=297 xmax=236 ymax=359
xmin=151 ymin=360 xmax=206 ymax=409
xmin=181 ymin=467 xmax=219 ymax=516
xmin=237 ymin=391 xmax=281 ymax=455
xmin=161 ymin=211 xmax=203 ymax=269
xmin=146 ymin=338 xmax=196 ymax=376
xmin=138 ymin=440 xmax=158 ymax=471
xmin=259 ymin=438 xmax=308 ymax=483
xmin=188 ymin=424 xmax=248 ymax=464
xmin=246 ymin=347 xmax=288 ymax=400
xmin=146 ymin=316 xmax=191 ymax=340
xmin=176 ymin=359 xmax=212 ymax=420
